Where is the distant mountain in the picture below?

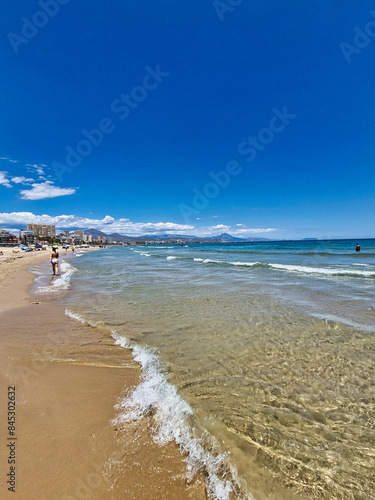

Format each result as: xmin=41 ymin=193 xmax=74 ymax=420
xmin=84 ymin=228 xmax=108 ymax=237
xmin=137 ymin=233 xmax=199 ymax=240
xmin=212 ymin=233 xmax=243 ymax=242
xmin=81 ymin=229 xmax=271 ymax=243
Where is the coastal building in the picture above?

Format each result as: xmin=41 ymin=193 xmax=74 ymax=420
xmin=27 ymin=224 xmax=56 ymax=238
xmin=0 ymin=229 xmax=16 ymax=244
xmin=18 ymin=230 xmax=34 ymax=244
xmin=74 ymin=230 xmax=85 ymax=240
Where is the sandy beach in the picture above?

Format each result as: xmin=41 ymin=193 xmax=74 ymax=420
xmin=0 ymin=249 xmax=207 ymax=499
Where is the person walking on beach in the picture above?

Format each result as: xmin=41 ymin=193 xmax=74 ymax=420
xmin=356 ymin=243 xmax=361 ymax=252
xmin=50 ymin=246 xmax=59 ymax=275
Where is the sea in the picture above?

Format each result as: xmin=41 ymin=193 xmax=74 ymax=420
xmin=32 ymin=239 xmax=375 ymax=499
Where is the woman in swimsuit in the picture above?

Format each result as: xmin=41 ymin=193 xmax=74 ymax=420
xmin=50 ymin=246 xmax=59 ymax=275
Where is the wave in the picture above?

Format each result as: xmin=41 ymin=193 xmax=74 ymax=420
xmin=36 ymin=262 xmax=75 ymax=294
xmin=269 ymin=263 xmax=375 ymax=277
xmin=195 ymin=248 xmax=375 ymax=257
xmin=65 ymin=308 xmax=99 ymax=327
xmin=131 ymin=249 xmax=152 ymax=257
xmin=64 ymin=307 xmax=243 ymax=499
xmin=112 ymin=331 xmax=240 ymax=500
xmin=128 ymin=249 xmax=375 ymax=279
xmin=310 ymin=312 xmax=375 ymax=333
xmin=192 ymin=258 xmax=375 ymax=278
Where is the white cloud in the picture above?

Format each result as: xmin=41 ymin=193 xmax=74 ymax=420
xmin=196 ymin=215 xmax=219 ymax=220
xmin=232 ymin=227 xmax=276 ymax=235
xmin=0 ymin=212 xmax=195 ymax=235
xmin=0 ymin=171 xmax=12 ymax=188
xmin=0 ymin=156 xmax=18 ymax=163
xmin=102 ymin=215 xmax=115 ymax=224
xmin=208 ymin=224 xmax=229 ymax=230
xmin=11 ymin=176 xmax=35 ymax=185
xmin=0 ymin=213 xmax=277 ymax=238
xmin=205 ymin=224 xmax=277 ymax=236
xmin=26 ymin=164 xmax=46 ymax=177
xmin=20 ymin=182 xmax=76 ymax=200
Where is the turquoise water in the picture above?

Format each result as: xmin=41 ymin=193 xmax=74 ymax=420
xmin=60 ymin=239 xmax=375 ymax=499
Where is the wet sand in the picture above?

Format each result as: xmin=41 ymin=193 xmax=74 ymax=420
xmin=0 ymin=252 xmax=207 ymax=499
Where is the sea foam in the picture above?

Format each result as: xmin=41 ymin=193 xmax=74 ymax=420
xmin=65 ymin=308 xmax=99 ymax=327
xmin=269 ymin=263 xmax=375 ymax=277
xmin=65 ymin=308 xmax=241 ymax=499
xmin=36 ymin=262 xmax=75 ymax=294
xmin=111 ymin=330 xmax=239 ymax=499
xmin=192 ymin=257 xmax=375 ymax=278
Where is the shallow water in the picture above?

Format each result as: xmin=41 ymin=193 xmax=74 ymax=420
xmin=42 ymin=240 xmax=375 ymax=499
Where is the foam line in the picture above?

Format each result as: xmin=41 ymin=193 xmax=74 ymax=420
xmin=112 ymin=331 xmax=240 ymax=499
xmin=36 ymin=262 xmax=75 ymax=294
xmin=65 ymin=312 xmax=249 ymax=499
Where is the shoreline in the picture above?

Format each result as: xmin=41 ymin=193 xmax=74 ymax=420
xmin=0 ymin=251 xmax=207 ymax=499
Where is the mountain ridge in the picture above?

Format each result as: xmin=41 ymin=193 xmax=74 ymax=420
xmin=81 ymin=228 xmax=271 ymax=243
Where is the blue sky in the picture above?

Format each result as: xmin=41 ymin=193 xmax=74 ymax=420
xmin=0 ymin=0 xmax=374 ymax=239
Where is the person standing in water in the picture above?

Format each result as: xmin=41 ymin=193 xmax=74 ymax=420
xmin=355 ymin=243 xmax=361 ymax=252
xmin=50 ymin=246 xmax=59 ymax=275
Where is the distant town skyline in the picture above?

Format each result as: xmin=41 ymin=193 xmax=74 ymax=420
xmin=1 ymin=1 xmax=374 ymax=240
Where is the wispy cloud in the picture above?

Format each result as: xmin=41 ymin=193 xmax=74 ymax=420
xmin=26 ymin=163 xmax=46 ymax=177
xmin=208 ymin=224 xmax=229 ymax=230
xmin=20 ymin=182 xmax=76 ymax=200
xmin=0 ymin=156 xmax=18 ymax=163
xmin=11 ymin=176 xmax=35 ymax=185
xmin=0 ymin=171 xmax=12 ymax=188
xmin=231 ymin=227 xmax=276 ymax=235
xmin=0 ymin=156 xmax=75 ymax=199
xmin=206 ymin=224 xmax=276 ymax=235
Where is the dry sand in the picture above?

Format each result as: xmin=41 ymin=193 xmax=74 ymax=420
xmin=0 ymin=250 xmax=207 ymax=499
